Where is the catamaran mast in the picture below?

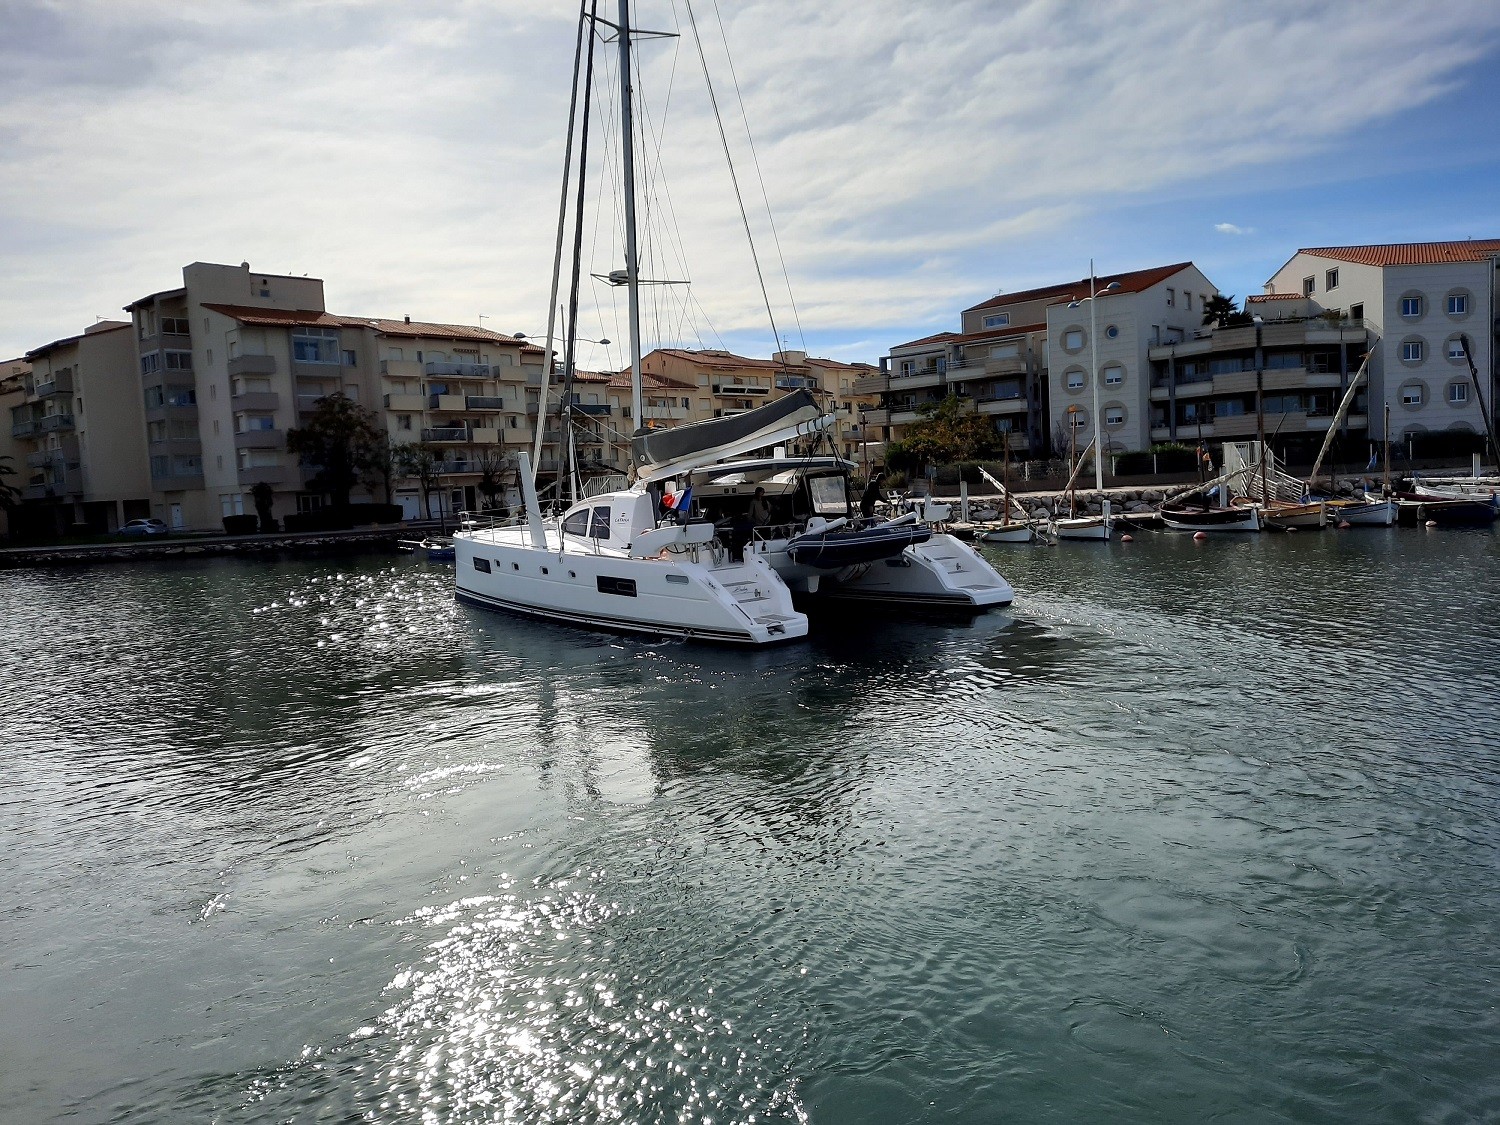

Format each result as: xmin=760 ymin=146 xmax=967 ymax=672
xmin=617 ymin=0 xmax=645 ymax=438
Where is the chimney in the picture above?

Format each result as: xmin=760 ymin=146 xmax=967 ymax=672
xmin=404 ymin=315 xmax=411 ymax=324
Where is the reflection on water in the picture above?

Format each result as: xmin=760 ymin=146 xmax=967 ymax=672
xmin=2 ymin=531 xmax=1499 ymax=1123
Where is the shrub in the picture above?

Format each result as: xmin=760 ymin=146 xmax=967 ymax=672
xmin=222 ymin=514 xmax=258 ymax=535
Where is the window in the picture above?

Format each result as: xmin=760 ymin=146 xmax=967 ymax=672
xmin=562 ymin=508 xmax=590 ymax=537
xmin=1063 ymin=329 xmax=1084 ymax=350
xmin=1402 ymin=384 xmax=1423 ymax=406
xmin=1103 ymin=365 xmax=1123 ymax=385
xmin=147 ymin=419 xmax=167 ymax=442
xmin=165 ymin=350 xmax=192 ymax=370
xmin=1166 ymin=288 xmax=1175 ymax=307
xmin=1066 ymin=370 xmax=1085 ymax=390
xmin=1184 ymin=292 xmax=1193 ymax=311
xmin=1449 ymin=382 xmax=1469 ymax=404
xmin=1449 ymin=339 xmax=1468 ymax=361
xmin=144 ymin=386 xmax=164 ymax=408
xmin=1402 ymin=340 xmax=1423 ymax=362
xmin=342 ymin=349 xmax=357 ymax=366
xmin=398 ymin=413 xmax=412 ymax=430
xmin=1350 ymin=303 xmax=1364 ymax=321
xmin=220 ymin=493 xmax=245 ymax=517
xmin=1325 ymin=268 xmax=1339 ymax=290
xmin=588 ymin=505 xmax=612 ymax=539
xmin=1104 ymin=407 xmax=1125 ymax=426
xmin=1447 ymin=293 xmax=1469 ymax=315
xmin=1105 ymin=324 xmax=1120 ymax=339
xmin=1401 ymin=296 xmax=1422 ymax=317
xmin=982 ymin=313 xmax=1010 ymax=329
xmin=387 ymin=347 xmax=404 ymax=361
xmin=1303 ymin=276 xmax=1315 ymax=296
xmin=1069 ymin=411 xmax=1087 ymax=428
xmin=140 ymin=353 xmax=161 ymax=375
xmin=162 ymin=317 xmax=190 ymax=335
xmin=237 ymin=413 xmax=276 ymax=432
xmin=292 ymin=327 xmax=340 ymax=363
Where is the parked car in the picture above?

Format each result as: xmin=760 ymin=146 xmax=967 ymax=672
xmin=116 ymin=518 xmax=169 ymax=537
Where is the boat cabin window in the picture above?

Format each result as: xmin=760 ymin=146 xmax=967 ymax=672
xmin=807 ymin=475 xmax=849 ymax=517
xmin=562 ymin=508 xmax=591 ymax=537
xmin=588 ymin=505 xmax=611 ymax=540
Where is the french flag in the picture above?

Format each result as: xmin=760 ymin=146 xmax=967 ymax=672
xmin=667 ymin=485 xmax=692 ymax=512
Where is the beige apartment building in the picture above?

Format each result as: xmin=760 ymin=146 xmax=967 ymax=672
xmin=9 ymin=323 xmax=154 ymax=535
xmin=634 ymin=348 xmax=879 ymax=461
xmin=866 ymin=262 xmax=1219 ymax=462
xmin=1 ymin=359 xmax=31 ymax=535
xmin=118 ymin=261 xmax=547 ymax=527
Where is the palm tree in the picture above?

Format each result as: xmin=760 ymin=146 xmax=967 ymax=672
xmin=1202 ymin=294 xmax=1253 ymax=329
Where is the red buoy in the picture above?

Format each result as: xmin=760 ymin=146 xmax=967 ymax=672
xmin=1193 ymin=531 xmax=1208 ymax=541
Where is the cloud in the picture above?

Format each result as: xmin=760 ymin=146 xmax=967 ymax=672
xmin=1 ymin=0 xmax=1498 ymax=360
xmin=1215 ymin=223 xmax=1254 ymax=236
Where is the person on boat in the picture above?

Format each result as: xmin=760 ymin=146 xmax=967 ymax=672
xmin=749 ymin=487 xmax=772 ymax=527
xmin=860 ymin=477 xmax=882 ymax=521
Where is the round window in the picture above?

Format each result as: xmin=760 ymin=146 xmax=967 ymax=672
xmin=1105 ymin=324 xmax=1120 ymax=340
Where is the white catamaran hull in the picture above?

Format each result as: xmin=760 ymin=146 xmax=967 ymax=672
xmin=455 ymin=527 xmax=806 ymax=645
xmin=809 ymin=534 xmax=1015 ymax=611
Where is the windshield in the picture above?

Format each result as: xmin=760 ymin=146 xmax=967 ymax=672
xmin=806 ymin=474 xmax=848 ymax=517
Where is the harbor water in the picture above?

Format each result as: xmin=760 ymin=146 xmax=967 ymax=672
xmin=2 ymin=527 xmax=1498 ymax=1123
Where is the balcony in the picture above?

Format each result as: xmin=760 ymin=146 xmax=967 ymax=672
xmin=40 ymin=413 xmax=75 ymax=433
xmin=234 ymin=429 xmax=283 ymax=450
xmin=235 ymin=466 xmax=287 ymax=485
xmin=149 ymin=438 xmax=203 ymax=459
xmin=11 ymin=419 xmax=36 ymax=438
xmin=571 ymin=402 xmax=612 ymax=415
xmin=890 ymin=368 xmax=946 ymax=391
xmin=466 ymin=396 xmax=508 ymax=411
xmin=471 ymin=426 xmax=502 ymax=445
xmin=383 ymin=392 xmax=426 ymax=412
xmin=853 ymin=373 xmax=889 ymax=395
xmin=296 ymin=393 xmax=327 ymax=413
xmin=34 ymin=371 xmax=75 ymax=398
xmin=26 ymin=449 xmax=62 ymax=469
xmin=712 ymin=383 xmax=771 ymax=396
xmin=776 ymin=376 xmax=818 ymax=391
xmin=423 ymin=426 xmax=470 ymax=443
xmin=428 ymin=393 xmax=467 ymax=411
xmin=381 ymin=359 xmax=424 ymax=378
xmin=231 ymin=390 xmax=280 ymax=412
xmin=291 ymin=359 xmax=341 ymax=380
xmin=861 ymin=409 xmax=891 ymax=426
xmin=227 ymin=354 xmax=277 ymax=378
xmin=976 ymin=396 xmax=1029 ymax=416
xmin=425 ymin=360 xmax=491 ymax=378
xmin=640 ymin=405 xmax=688 ymax=421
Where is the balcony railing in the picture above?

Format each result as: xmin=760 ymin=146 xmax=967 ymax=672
xmin=11 ymin=420 xmax=36 ymax=438
xmin=712 ymin=383 xmax=771 ymax=396
xmin=26 ymin=450 xmax=62 ymax=468
xmin=34 ymin=371 xmax=75 ymax=397
xmin=571 ymin=402 xmax=612 ymax=415
xmin=40 ymin=414 xmax=75 ymax=433
xmin=466 ymin=396 xmax=507 ymax=410
xmin=423 ymin=426 xmax=471 ymax=442
xmin=425 ymin=360 xmax=492 ymax=378
xmin=227 ymin=354 xmax=277 ymax=378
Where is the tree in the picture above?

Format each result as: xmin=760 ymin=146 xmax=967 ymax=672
xmin=249 ymin=481 xmax=276 ymax=533
xmin=360 ymin=429 xmax=400 ymax=505
xmin=286 ymin=394 xmax=384 ymax=511
xmin=1202 ymin=293 xmax=1254 ymax=329
xmin=396 ymin=441 xmax=447 ymax=526
xmin=475 ymin=447 xmax=512 ymax=511
xmin=899 ymin=395 xmax=1003 ymax=469
xmin=0 ymin=455 xmax=20 ymax=515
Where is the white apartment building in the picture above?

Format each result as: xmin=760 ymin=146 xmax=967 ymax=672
xmin=1263 ymin=241 xmax=1500 ymax=453
xmin=870 ymin=262 xmax=1219 ymax=460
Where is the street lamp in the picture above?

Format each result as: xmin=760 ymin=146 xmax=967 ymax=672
xmin=1068 ymin=268 xmax=1122 ymax=528
xmin=512 ymin=332 xmax=610 ymax=346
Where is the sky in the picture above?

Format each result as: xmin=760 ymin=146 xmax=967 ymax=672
xmin=4 ymin=0 xmax=1500 ymax=369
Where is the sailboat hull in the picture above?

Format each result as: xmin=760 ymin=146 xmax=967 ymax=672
xmin=1332 ymin=499 xmax=1396 ymax=526
xmin=1053 ymin=516 xmax=1110 ymax=541
xmin=977 ymin=524 xmax=1035 ymax=544
xmin=455 ymin=528 xmax=807 ymax=645
xmin=1160 ymin=504 xmax=1263 ymax=532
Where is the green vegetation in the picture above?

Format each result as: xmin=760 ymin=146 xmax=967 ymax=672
xmin=286 ymin=394 xmax=386 ymax=512
xmin=884 ymin=395 xmax=1003 ymax=474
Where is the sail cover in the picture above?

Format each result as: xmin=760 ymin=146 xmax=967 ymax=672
xmin=631 ymin=390 xmax=831 ymax=482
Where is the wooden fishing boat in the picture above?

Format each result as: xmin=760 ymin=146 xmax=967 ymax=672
xmin=1160 ymin=496 xmax=1263 ymax=532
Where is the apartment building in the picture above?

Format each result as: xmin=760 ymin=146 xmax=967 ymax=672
xmin=10 ymin=323 xmax=153 ymax=535
xmin=868 ymin=263 xmax=1218 ymax=460
xmin=635 ymin=348 xmax=879 ymax=461
xmin=1144 ymin=293 xmax=1368 ymax=462
xmin=121 ymin=261 xmax=544 ymax=527
xmin=1 ymin=359 xmax=31 ymax=535
xmin=1262 ymin=241 xmax=1499 ymax=453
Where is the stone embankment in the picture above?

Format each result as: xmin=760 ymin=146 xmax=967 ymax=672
xmin=954 ymin=486 xmax=1171 ymax=519
xmin=0 ymin=525 xmax=432 ymax=569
